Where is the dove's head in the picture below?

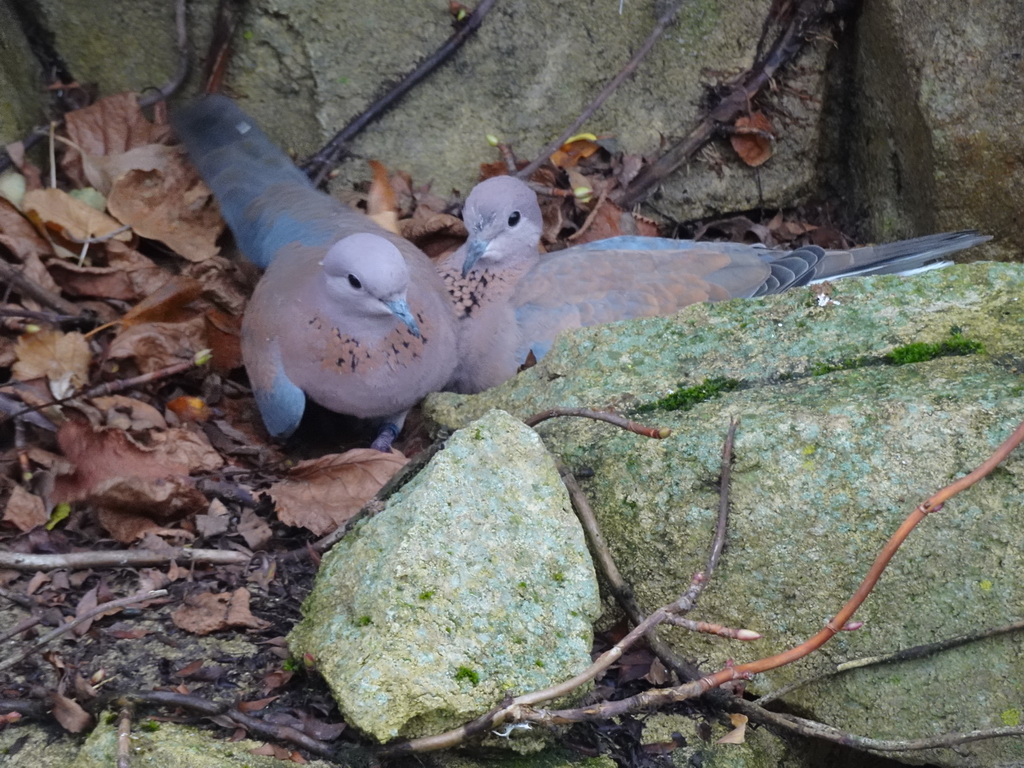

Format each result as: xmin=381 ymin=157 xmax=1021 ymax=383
xmin=321 ymin=233 xmax=420 ymax=338
xmin=460 ymin=176 xmax=543 ymax=277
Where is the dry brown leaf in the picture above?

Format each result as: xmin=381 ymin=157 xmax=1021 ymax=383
xmin=250 ymin=743 xmax=304 ymax=762
xmin=47 ymin=242 xmax=167 ymax=301
xmin=203 ymin=309 xmax=243 ymax=373
xmin=72 ymin=586 xmax=99 ymax=636
xmin=731 ymin=112 xmax=775 ymax=167
xmin=183 ymin=256 xmax=252 ymax=315
xmin=550 ymin=136 xmax=601 ymax=169
xmin=83 ymin=144 xmax=176 ymax=196
xmin=49 ymin=692 xmax=93 ymax=733
xmin=237 ymin=508 xmax=272 ymax=550
xmin=46 ymin=260 xmax=138 ymax=300
xmin=91 ymin=395 xmax=167 ymax=431
xmin=569 ymin=199 xmax=628 ymax=244
xmin=716 ymin=713 xmax=748 ymax=744
xmin=53 ymin=418 xmax=221 ymax=503
xmin=121 ymin=275 xmax=204 ymax=327
xmin=23 ymin=188 xmax=131 ymax=245
xmin=94 ymin=475 xmax=208 ymax=543
xmin=12 ymin=329 xmax=91 ymax=388
xmin=147 ymin=427 xmax=224 ymax=473
xmin=1 ymin=483 xmax=48 ymax=532
xmin=171 ymin=588 xmax=271 ymax=635
xmin=366 ymin=160 xmax=400 ymax=234
xmin=236 ymin=696 xmax=278 ymax=713
xmin=62 ymin=92 xmax=173 ymax=187
xmin=196 ymin=499 xmax=230 ymax=537
xmin=107 ymin=316 xmax=208 ymax=372
xmin=0 ymin=197 xmax=53 ymax=262
xmin=106 ymin=151 xmax=223 ymax=261
xmin=399 ymin=211 xmax=467 ymax=260
xmin=269 ymin=449 xmax=408 ymax=535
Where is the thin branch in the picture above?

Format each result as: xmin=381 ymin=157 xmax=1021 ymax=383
xmin=614 ymin=0 xmax=830 ymax=208
xmin=381 ymin=597 xmax=692 ymax=755
xmin=0 ymin=353 xmax=207 ymax=427
xmin=757 ymin=618 xmax=1024 ymax=707
xmin=303 ymin=0 xmax=498 ymax=186
xmin=0 ymin=590 xmax=167 ymax=673
xmin=0 ymin=549 xmax=249 ymax=572
xmin=525 ymin=406 xmax=670 ymax=438
xmin=138 ymin=0 xmax=190 ymax=107
xmin=116 ymin=690 xmax=338 ymax=759
xmin=741 ymin=704 xmax=1024 ymax=753
xmin=0 ymin=585 xmax=35 ymax=609
xmin=0 ymin=307 xmax=91 ymax=326
xmin=201 ymin=0 xmax=250 ymax=95
xmin=517 ymin=0 xmax=685 ymax=179
xmin=696 ymin=416 xmax=1024 ymax=688
xmin=116 ymin=706 xmax=133 ymax=768
xmin=0 ymin=257 xmax=82 ymax=316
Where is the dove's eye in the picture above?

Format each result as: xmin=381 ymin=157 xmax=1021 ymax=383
xmin=507 ymin=211 xmax=521 ymax=227
xmin=348 ymin=275 xmax=362 ymax=289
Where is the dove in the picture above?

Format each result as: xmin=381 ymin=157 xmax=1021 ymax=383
xmin=437 ymin=175 xmax=990 ymax=394
xmin=173 ymin=96 xmax=457 ymax=450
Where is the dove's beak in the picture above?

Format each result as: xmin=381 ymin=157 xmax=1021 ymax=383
xmin=461 ymin=238 xmax=488 ymax=278
xmin=384 ymin=298 xmax=421 ymax=338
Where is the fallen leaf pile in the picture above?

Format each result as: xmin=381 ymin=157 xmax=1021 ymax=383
xmin=0 ymin=92 xmax=417 ymax=558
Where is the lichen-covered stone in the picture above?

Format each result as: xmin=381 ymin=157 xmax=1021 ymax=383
xmin=426 ymin=262 xmax=1024 ymax=768
xmin=72 ymin=718 xmax=336 ymax=768
xmin=289 ymin=409 xmax=600 ymax=742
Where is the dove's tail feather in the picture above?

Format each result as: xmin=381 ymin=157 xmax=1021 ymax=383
xmin=173 ymin=95 xmax=338 ymax=268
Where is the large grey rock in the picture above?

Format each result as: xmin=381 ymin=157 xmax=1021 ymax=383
xmin=425 ymin=262 xmax=1024 ymax=767
xmin=20 ymin=0 xmax=1019 ymax=247
xmin=72 ymin=718 xmax=336 ymax=768
xmin=289 ymin=409 xmax=601 ymax=743
xmin=25 ymin=0 xmax=822 ymax=217
xmin=846 ymin=0 xmax=1023 ymax=258
xmin=0 ymin=3 xmax=48 ymax=145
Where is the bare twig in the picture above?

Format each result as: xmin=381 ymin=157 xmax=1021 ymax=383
xmin=0 ymin=393 xmax=57 ymax=432
xmin=740 ymin=704 xmax=1024 ymax=753
xmin=614 ymin=0 xmax=830 ymax=207
xmin=0 ymin=354 xmax=207 ymax=427
xmin=201 ymin=0 xmax=250 ymax=95
xmin=517 ymin=0 xmax=685 ymax=180
xmin=0 ymin=590 xmax=168 ymax=673
xmin=116 ymin=706 xmax=133 ymax=768
xmin=0 ymin=549 xmax=249 ymax=572
xmin=0 ymin=585 xmax=35 ymax=609
xmin=758 ymin=617 xmax=1024 ymax=706
xmin=0 ymin=258 xmax=82 ymax=316
xmin=116 ymin=690 xmax=338 ymax=759
xmin=381 ymin=595 xmax=697 ymax=755
xmin=0 ymin=307 xmax=91 ymax=326
xmin=525 ymin=406 xmax=670 ymax=438
xmin=672 ymin=417 xmax=738 ymax=611
xmin=303 ymin=0 xmax=498 ymax=186
xmin=139 ymin=0 xmax=190 ymax=108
